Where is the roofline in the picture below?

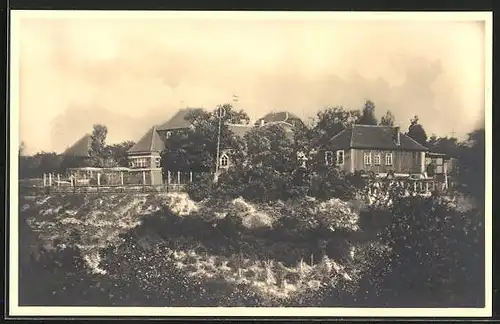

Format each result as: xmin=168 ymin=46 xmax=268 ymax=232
xmin=156 ymin=125 xmax=190 ymax=131
xmin=128 ymin=151 xmax=162 ymax=155
xmin=350 ymin=145 xmax=428 ymax=151
xmin=149 ymin=126 xmax=157 ymax=152
xmin=401 ymin=133 xmax=429 ymax=151
xmin=329 ymin=128 xmax=349 ymax=142
xmin=226 ymin=123 xmax=254 ymax=127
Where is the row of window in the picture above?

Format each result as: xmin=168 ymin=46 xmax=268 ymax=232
xmin=318 ymin=150 xmax=396 ymax=167
xmin=129 ymin=156 xmax=161 ymax=168
xmin=325 ymin=150 xmax=345 ymax=166
xmin=363 ymin=152 xmax=393 ymax=166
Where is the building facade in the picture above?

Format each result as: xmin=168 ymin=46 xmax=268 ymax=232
xmin=323 ymin=125 xmax=428 ymax=177
xmin=126 ymin=126 xmax=165 ymax=185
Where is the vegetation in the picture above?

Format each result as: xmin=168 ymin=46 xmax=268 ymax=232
xmin=18 ymin=99 xmax=486 ymax=308
xmin=19 ymin=124 xmax=135 ymax=177
xmin=19 ymin=184 xmax=484 ymax=307
xmin=407 ymin=115 xmax=428 ymax=146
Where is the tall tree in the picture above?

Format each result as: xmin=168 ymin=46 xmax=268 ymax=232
xmin=357 ymin=100 xmax=378 ymax=125
xmin=161 ymin=104 xmax=248 ymax=174
xmin=311 ymin=106 xmax=360 ymax=152
xmin=407 ymin=115 xmax=428 ymax=146
xmin=457 ymin=128 xmax=485 ymax=203
xmin=379 ymin=110 xmax=395 ymax=126
xmin=427 ymin=135 xmax=460 ymax=158
xmin=89 ymin=124 xmax=108 ymax=167
xmin=106 ymin=141 xmax=136 ymax=167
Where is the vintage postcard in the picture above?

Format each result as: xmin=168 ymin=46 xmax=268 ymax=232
xmin=9 ymin=10 xmax=492 ymax=318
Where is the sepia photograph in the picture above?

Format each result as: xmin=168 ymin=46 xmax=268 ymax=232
xmin=9 ymin=10 xmax=492 ymax=317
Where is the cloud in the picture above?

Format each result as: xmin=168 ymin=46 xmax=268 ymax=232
xmin=17 ymin=16 xmax=486 ymax=154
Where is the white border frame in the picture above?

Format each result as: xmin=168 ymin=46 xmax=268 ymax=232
xmin=9 ymin=10 xmax=492 ymax=318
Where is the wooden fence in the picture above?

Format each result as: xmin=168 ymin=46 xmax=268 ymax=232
xmin=19 ymin=170 xmax=199 ymax=195
xmin=21 ymin=183 xmax=188 ymax=195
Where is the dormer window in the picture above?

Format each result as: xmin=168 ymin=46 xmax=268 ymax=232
xmin=166 ymin=131 xmax=172 ymax=139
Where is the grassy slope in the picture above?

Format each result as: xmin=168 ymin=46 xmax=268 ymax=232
xmin=19 ymin=192 xmax=391 ymax=306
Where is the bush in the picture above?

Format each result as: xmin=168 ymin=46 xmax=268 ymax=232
xmin=363 ymin=193 xmax=484 ymax=307
xmin=186 ymin=173 xmax=213 ymax=201
xmin=309 ymin=167 xmax=358 ymax=201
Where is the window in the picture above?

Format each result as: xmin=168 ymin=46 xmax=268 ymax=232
xmin=364 ymin=152 xmax=372 ymax=165
xmin=131 ymin=157 xmax=149 ymax=168
xmin=166 ymin=131 xmax=172 ymax=139
xmin=436 ymin=158 xmax=443 ymax=165
xmin=155 ymin=156 xmax=161 ymax=168
xmin=385 ymin=153 xmax=393 ymax=166
xmin=336 ymin=150 xmax=344 ymax=165
xmin=373 ymin=153 xmax=381 ymax=166
xmin=220 ymin=154 xmax=229 ymax=168
xmin=325 ymin=151 xmax=334 ymax=166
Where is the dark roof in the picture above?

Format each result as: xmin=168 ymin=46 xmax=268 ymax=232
xmin=255 ymin=111 xmax=301 ymax=125
xmin=127 ymin=126 xmax=165 ymax=154
xmin=227 ymin=124 xmax=254 ymax=138
xmin=157 ymin=108 xmax=199 ymax=131
xmin=63 ymin=134 xmax=92 ymax=157
xmin=329 ymin=125 xmax=428 ymax=151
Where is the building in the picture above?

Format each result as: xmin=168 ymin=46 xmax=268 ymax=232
xmin=324 ymin=124 xmax=429 ymax=177
xmin=156 ymin=108 xmax=198 ymax=141
xmin=63 ymin=133 xmax=92 ymax=159
xmin=126 ymin=126 xmax=165 ymax=185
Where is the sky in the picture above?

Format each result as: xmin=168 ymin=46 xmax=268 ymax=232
xmin=14 ymin=12 xmax=487 ymax=155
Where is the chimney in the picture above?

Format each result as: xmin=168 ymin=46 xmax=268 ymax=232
xmin=394 ymin=126 xmax=401 ymax=146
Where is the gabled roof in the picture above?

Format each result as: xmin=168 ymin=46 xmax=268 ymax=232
xmin=127 ymin=126 xmax=165 ymax=154
xmin=157 ymin=108 xmax=199 ymax=131
xmin=255 ymin=111 xmax=301 ymax=126
xmin=227 ymin=124 xmax=254 ymax=138
xmin=329 ymin=125 xmax=428 ymax=151
xmin=63 ymin=134 xmax=92 ymax=157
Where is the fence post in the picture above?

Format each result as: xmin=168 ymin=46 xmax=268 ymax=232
xmin=43 ymin=173 xmax=47 ymax=187
xmin=177 ymin=171 xmax=181 ymax=184
xmin=48 ymin=173 xmax=52 ymax=187
xmin=167 ymin=171 xmax=171 ymax=185
xmin=142 ymin=171 xmax=146 ymax=185
xmin=120 ymin=172 xmax=124 ymax=186
xmin=190 ymin=171 xmax=193 ymax=183
xmin=57 ymin=174 xmax=61 ymax=186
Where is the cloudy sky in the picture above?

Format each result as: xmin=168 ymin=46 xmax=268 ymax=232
xmin=14 ymin=12 xmax=487 ymax=155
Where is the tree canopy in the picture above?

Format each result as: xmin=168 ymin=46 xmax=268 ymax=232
xmin=357 ymin=100 xmax=378 ymax=126
xmin=379 ymin=110 xmax=395 ymax=126
xmin=407 ymin=115 xmax=428 ymax=146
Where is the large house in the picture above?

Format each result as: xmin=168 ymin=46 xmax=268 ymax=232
xmin=322 ymin=124 xmax=429 ymax=178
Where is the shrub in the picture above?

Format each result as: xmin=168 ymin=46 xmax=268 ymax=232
xmin=308 ymin=167 xmax=358 ymax=201
xmin=186 ymin=173 xmax=213 ymax=201
xmin=365 ymin=194 xmax=484 ymax=307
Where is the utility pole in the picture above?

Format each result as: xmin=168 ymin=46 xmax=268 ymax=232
xmin=213 ymin=105 xmax=226 ymax=183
